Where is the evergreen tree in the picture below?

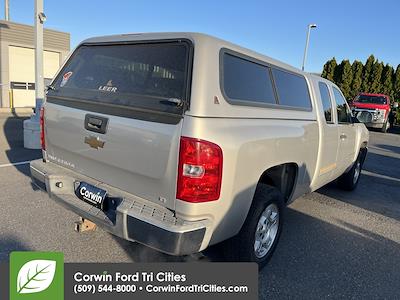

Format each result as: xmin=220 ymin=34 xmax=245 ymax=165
xmin=321 ymin=55 xmax=400 ymax=102
xmin=394 ymin=65 xmax=400 ymax=101
xmin=381 ymin=64 xmax=394 ymax=99
xmin=350 ymin=60 xmax=363 ymax=99
xmin=337 ymin=60 xmax=353 ymax=100
xmin=321 ymin=57 xmax=337 ymax=82
xmin=362 ymin=55 xmax=375 ymax=92
xmin=370 ymin=61 xmax=384 ymax=93
xmin=333 ymin=61 xmax=343 ymax=84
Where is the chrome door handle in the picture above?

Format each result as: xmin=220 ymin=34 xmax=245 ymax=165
xmin=340 ymin=133 xmax=347 ymax=140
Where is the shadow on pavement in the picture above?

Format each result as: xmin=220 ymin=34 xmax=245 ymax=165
xmin=373 ymin=143 xmax=400 ymax=155
xmin=2 ymin=113 xmax=42 ymax=176
xmin=363 ymin=151 xmax=400 ymax=180
xmin=369 ymin=125 xmax=400 ymax=135
xmin=113 ymin=236 xmax=212 ymax=263
xmin=388 ymin=125 xmax=400 ymax=134
xmin=316 ymin=147 xmax=400 ymax=222
xmin=318 ymin=173 xmax=400 ymax=222
xmin=113 ymin=207 xmax=400 ymax=298
xmin=260 ymin=207 xmax=400 ymax=299
xmin=0 ymin=235 xmax=31 ymax=261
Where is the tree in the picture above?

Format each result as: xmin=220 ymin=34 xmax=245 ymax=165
xmin=337 ymin=60 xmax=353 ymax=100
xmin=362 ymin=55 xmax=375 ymax=92
xmin=394 ymin=65 xmax=400 ymax=101
xmin=321 ymin=57 xmax=337 ymax=82
xmin=333 ymin=61 xmax=343 ymax=84
xmin=381 ymin=64 xmax=394 ymax=99
xmin=370 ymin=61 xmax=384 ymax=93
xmin=350 ymin=60 xmax=363 ymax=99
xmin=321 ymin=55 xmax=400 ymax=102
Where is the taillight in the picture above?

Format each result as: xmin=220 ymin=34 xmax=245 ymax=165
xmin=176 ymin=137 xmax=223 ymax=203
xmin=40 ymin=107 xmax=45 ymax=150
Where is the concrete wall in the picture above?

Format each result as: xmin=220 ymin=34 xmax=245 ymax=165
xmin=0 ymin=20 xmax=70 ymax=108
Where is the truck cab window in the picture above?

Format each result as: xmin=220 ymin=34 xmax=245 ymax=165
xmin=333 ymin=87 xmax=352 ymax=124
xmin=318 ymin=82 xmax=333 ymax=123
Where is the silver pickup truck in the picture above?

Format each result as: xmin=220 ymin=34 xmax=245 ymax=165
xmin=30 ymin=32 xmax=369 ymax=268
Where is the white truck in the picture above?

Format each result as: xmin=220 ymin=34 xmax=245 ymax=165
xmin=30 ymin=33 xmax=369 ymax=269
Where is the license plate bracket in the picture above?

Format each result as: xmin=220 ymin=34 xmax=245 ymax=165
xmin=75 ymin=181 xmax=107 ymax=210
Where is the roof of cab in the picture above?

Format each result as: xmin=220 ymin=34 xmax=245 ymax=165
xmin=80 ymin=32 xmax=304 ymax=75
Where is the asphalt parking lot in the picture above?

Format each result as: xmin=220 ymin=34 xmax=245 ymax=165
xmin=1 ymin=113 xmax=399 ymax=299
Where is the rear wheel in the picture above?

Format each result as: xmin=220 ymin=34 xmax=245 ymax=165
xmin=337 ymin=150 xmax=364 ymax=191
xmin=223 ymin=184 xmax=284 ymax=269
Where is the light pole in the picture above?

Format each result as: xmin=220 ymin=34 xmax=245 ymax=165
xmin=5 ymin=0 xmax=9 ymax=20
xmin=301 ymin=23 xmax=317 ymax=71
xmin=23 ymin=0 xmax=46 ymax=149
xmin=34 ymin=0 xmax=46 ymax=122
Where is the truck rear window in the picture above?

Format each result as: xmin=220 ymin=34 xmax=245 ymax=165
xmin=47 ymin=41 xmax=192 ymax=122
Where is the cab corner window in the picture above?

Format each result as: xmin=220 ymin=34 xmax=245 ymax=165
xmin=272 ymin=68 xmax=312 ymax=109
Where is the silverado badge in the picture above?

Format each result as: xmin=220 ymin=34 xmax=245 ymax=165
xmin=84 ymin=135 xmax=105 ymax=149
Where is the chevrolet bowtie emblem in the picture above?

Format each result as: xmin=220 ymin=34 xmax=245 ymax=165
xmin=84 ymin=136 xmax=105 ymax=149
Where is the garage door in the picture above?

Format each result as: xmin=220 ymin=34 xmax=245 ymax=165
xmin=9 ymin=46 xmax=60 ymax=107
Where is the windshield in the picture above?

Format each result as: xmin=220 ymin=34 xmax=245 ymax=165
xmin=355 ymin=95 xmax=387 ymax=105
xmin=47 ymin=41 xmax=192 ymax=117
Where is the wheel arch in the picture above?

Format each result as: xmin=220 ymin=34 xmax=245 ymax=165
xmin=257 ymin=162 xmax=299 ymax=203
xmin=228 ymin=162 xmax=298 ymax=242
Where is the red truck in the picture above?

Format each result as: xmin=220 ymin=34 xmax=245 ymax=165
xmin=351 ymin=93 xmax=391 ymax=133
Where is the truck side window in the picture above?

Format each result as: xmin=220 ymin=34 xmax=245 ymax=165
xmin=333 ymin=87 xmax=352 ymax=123
xmin=272 ymin=68 xmax=312 ymax=109
xmin=318 ymin=82 xmax=333 ymax=123
xmin=223 ymin=53 xmax=276 ymax=105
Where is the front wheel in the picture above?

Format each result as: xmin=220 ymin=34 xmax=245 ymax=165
xmin=222 ymin=184 xmax=284 ymax=269
xmin=337 ymin=150 xmax=365 ymax=191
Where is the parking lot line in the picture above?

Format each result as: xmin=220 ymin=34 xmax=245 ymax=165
xmin=0 ymin=160 xmax=32 ymax=168
xmin=362 ymin=170 xmax=400 ymax=183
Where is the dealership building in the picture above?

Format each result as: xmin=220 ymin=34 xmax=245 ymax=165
xmin=0 ymin=20 xmax=70 ymax=108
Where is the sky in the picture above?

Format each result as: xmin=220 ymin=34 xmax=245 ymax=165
xmin=5 ymin=0 xmax=400 ymax=72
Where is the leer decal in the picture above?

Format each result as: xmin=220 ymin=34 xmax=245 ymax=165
xmin=98 ymin=80 xmax=118 ymax=93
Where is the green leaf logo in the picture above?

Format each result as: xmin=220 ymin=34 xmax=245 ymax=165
xmin=16 ymin=260 xmax=57 ymax=294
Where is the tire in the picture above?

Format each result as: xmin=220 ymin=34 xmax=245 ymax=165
xmin=222 ymin=184 xmax=284 ymax=269
xmin=381 ymin=121 xmax=388 ymax=133
xmin=337 ymin=150 xmax=365 ymax=191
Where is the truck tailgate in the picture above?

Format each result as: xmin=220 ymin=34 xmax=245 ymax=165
xmin=44 ymin=103 xmax=182 ymax=210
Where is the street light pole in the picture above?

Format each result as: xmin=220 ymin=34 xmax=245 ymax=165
xmin=301 ymin=23 xmax=317 ymax=71
xmin=5 ymin=0 xmax=9 ymax=21
xmin=34 ymin=0 xmax=45 ymax=121
xmin=23 ymin=0 xmax=46 ymax=149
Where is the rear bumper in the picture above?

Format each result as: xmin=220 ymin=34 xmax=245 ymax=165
xmin=30 ymin=159 xmax=209 ymax=256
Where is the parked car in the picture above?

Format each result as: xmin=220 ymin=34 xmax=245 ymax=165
xmin=30 ymin=33 xmax=369 ymax=269
xmin=351 ymin=93 xmax=393 ymax=132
